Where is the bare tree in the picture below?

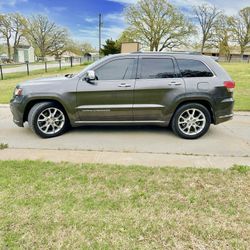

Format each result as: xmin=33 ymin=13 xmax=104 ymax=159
xmin=194 ymin=4 xmax=221 ymax=53
xmin=230 ymin=7 xmax=250 ymax=58
xmin=0 ymin=14 xmax=12 ymax=59
xmin=26 ymin=15 xmax=68 ymax=59
xmin=125 ymin=0 xmax=195 ymax=51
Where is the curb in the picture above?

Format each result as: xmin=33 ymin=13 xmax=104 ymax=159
xmin=0 ymin=148 xmax=250 ymax=169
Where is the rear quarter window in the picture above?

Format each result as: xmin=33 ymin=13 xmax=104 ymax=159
xmin=177 ymin=59 xmax=213 ymax=77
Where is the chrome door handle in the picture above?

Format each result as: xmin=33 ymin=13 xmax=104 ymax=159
xmin=118 ymin=83 xmax=131 ymax=87
xmin=169 ymin=82 xmax=182 ymax=86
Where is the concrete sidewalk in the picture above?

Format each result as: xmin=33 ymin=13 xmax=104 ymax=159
xmin=1 ymin=148 xmax=250 ymax=169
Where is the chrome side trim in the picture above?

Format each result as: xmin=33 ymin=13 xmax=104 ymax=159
xmin=218 ymin=114 xmax=233 ymax=119
xmin=76 ymin=104 xmax=164 ymax=109
xmin=75 ymin=120 xmax=165 ymax=124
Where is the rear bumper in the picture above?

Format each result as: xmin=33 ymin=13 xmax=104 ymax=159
xmin=214 ymin=97 xmax=234 ymax=125
xmin=215 ymin=113 xmax=233 ymax=124
xmin=10 ymin=98 xmax=24 ymax=127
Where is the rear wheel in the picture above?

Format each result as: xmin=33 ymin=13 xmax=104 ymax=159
xmin=171 ymin=103 xmax=211 ymax=139
xmin=28 ymin=102 xmax=68 ymax=138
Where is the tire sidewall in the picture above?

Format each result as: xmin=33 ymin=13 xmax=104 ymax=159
xmin=172 ymin=103 xmax=211 ymax=139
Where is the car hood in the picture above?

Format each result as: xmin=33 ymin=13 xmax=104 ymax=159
xmin=19 ymin=75 xmax=74 ymax=87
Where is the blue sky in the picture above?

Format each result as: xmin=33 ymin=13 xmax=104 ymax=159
xmin=0 ymin=0 xmax=249 ymax=48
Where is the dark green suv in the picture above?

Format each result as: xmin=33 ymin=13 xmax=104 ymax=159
xmin=10 ymin=52 xmax=235 ymax=139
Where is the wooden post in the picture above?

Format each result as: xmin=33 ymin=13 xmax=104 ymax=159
xmin=26 ymin=62 xmax=29 ymax=75
xmin=0 ymin=65 xmax=3 ymax=80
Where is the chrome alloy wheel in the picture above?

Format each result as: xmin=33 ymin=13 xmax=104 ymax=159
xmin=177 ymin=108 xmax=206 ymax=136
xmin=37 ymin=107 xmax=65 ymax=135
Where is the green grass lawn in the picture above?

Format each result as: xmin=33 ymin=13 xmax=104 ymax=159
xmin=0 ymin=160 xmax=249 ymax=249
xmin=0 ymin=64 xmax=87 ymax=104
xmin=0 ymin=62 xmax=249 ymax=110
xmin=220 ymin=62 xmax=250 ymax=111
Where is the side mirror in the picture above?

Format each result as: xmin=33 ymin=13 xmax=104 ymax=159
xmin=85 ymin=70 xmax=96 ymax=82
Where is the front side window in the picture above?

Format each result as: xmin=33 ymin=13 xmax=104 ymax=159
xmin=140 ymin=58 xmax=175 ymax=79
xmin=95 ymin=58 xmax=135 ymax=80
xmin=177 ymin=59 xmax=213 ymax=77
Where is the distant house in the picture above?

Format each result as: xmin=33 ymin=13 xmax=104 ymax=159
xmin=60 ymin=51 xmax=80 ymax=62
xmin=202 ymin=48 xmax=250 ymax=62
xmin=0 ymin=53 xmax=8 ymax=62
xmin=14 ymin=45 xmax=35 ymax=63
xmin=83 ymin=52 xmax=99 ymax=61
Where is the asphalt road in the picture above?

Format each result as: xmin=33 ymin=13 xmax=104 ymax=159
xmin=0 ymin=105 xmax=250 ymax=168
xmin=2 ymin=61 xmax=77 ymax=74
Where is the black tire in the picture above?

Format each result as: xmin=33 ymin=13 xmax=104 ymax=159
xmin=28 ymin=102 xmax=68 ymax=138
xmin=171 ymin=103 xmax=211 ymax=139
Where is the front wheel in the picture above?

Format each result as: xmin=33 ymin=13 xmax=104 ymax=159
xmin=171 ymin=103 xmax=211 ymax=139
xmin=28 ymin=102 xmax=68 ymax=138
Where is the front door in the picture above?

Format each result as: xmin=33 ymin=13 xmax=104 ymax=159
xmin=133 ymin=56 xmax=185 ymax=122
xmin=76 ymin=57 xmax=137 ymax=122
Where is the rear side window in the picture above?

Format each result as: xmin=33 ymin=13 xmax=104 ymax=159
xmin=177 ymin=59 xmax=213 ymax=77
xmin=140 ymin=58 xmax=175 ymax=79
xmin=95 ymin=58 xmax=135 ymax=80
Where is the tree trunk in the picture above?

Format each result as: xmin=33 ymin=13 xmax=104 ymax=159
xmin=13 ymin=46 xmax=18 ymax=62
xmin=149 ymin=42 xmax=154 ymax=51
xmin=240 ymin=46 xmax=244 ymax=61
xmin=201 ymin=41 xmax=205 ymax=54
xmin=7 ymin=38 xmax=11 ymax=60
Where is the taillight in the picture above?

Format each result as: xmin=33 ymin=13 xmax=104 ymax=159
xmin=224 ymin=81 xmax=235 ymax=92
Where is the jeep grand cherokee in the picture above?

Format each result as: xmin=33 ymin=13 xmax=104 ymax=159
xmin=10 ymin=52 xmax=235 ymax=139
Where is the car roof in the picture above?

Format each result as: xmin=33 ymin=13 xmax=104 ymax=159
xmin=107 ymin=52 xmax=211 ymax=61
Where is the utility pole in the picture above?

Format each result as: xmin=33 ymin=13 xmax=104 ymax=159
xmin=99 ymin=13 xmax=103 ymax=57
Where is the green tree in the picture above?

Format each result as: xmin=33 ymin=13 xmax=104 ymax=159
xmin=0 ymin=13 xmax=27 ymax=60
xmin=10 ymin=13 xmax=28 ymax=61
xmin=0 ymin=14 xmax=12 ymax=59
xmin=100 ymin=39 xmax=120 ymax=55
xmin=208 ymin=14 xmax=231 ymax=60
xmin=125 ymin=0 xmax=195 ymax=51
xmin=229 ymin=7 xmax=250 ymax=58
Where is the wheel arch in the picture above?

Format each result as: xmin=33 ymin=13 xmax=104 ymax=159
xmin=170 ymin=99 xmax=215 ymax=124
xmin=23 ymin=99 xmax=69 ymax=123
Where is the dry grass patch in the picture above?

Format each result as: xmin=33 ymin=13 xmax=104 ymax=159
xmin=0 ymin=161 xmax=249 ymax=249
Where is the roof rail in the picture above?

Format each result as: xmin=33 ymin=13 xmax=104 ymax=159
xmin=130 ymin=51 xmax=201 ymax=55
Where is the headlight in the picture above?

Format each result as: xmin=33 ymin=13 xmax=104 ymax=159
xmin=14 ymin=87 xmax=23 ymax=96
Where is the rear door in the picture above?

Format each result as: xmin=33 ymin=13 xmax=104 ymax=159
xmin=133 ymin=56 xmax=185 ymax=122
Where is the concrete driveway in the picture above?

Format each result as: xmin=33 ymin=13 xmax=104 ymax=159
xmin=0 ymin=105 xmax=250 ymax=168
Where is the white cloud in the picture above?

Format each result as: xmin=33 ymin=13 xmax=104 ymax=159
xmin=85 ymin=17 xmax=98 ymax=23
xmin=0 ymin=0 xmax=28 ymax=7
xmin=107 ymin=0 xmax=137 ymax=4
xmin=170 ymin=0 xmax=249 ymax=15
xmin=105 ymin=12 xmax=125 ymax=22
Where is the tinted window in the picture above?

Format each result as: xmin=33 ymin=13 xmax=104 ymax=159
xmin=177 ymin=59 xmax=213 ymax=77
xmin=95 ymin=58 xmax=134 ymax=80
xmin=141 ymin=58 xmax=175 ymax=79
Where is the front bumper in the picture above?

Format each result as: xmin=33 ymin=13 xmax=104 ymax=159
xmin=10 ymin=97 xmax=25 ymax=127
